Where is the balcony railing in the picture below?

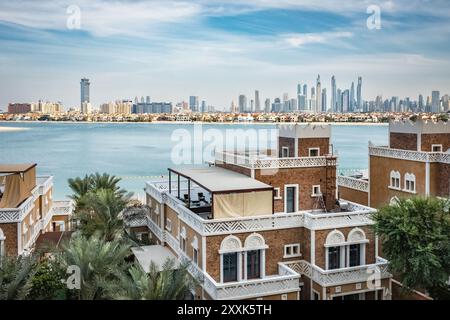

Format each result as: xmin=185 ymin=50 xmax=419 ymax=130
xmin=215 ymin=151 xmax=336 ymax=169
xmin=146 ymin=181 xmax=375 ymax=235
xmin=282 ymin=258 xmax=391 ymax=287
xmin=337 ymin=176 xmax=369 ymax=192
xmin=37 ymin=176 xmax=53 ymax=195
xmin=369 ymin=145 xmax=450 ymax=164
xmin=0 ymin=196 xmax=35 ymax=223
xmin=51 ymin=200 xmax=74 ymax=216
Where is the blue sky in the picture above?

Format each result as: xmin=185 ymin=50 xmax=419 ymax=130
xmin=0 ymin=0 xmax=449 ymax=110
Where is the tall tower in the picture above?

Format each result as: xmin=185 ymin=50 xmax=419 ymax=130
xmin=431 ymin=91 xmax=440 ymax=113
xmin=331 ymin=76 xmax=337 ymax=113
xmin=350 ymin=81 xmax=355 ymax=112
xmin=80 ymin=78 xmax=90 ymax=113
xmin=189 ymin=96 xmax=199 ymax=112
xmin=316 ymin=75 xmax=322 ymax=113
xmin=357 ymin=76 xmax=362 ymax=110
xmin=238 ymin=94 xmax=247 ymax=113
xmin=322 ymin=88 xmax=327 ymax=112
xmin=255 ymin=90 xmax=261 ymax=112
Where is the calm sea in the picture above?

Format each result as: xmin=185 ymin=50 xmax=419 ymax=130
xmin=0 ymin=122 xmax=388 ymax=199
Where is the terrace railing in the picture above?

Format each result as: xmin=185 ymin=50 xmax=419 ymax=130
xmin=337 ymin=175 xmax=369 ymax=192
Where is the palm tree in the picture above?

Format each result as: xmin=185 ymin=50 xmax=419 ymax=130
xmin=68 ymin=174 xmax=92 ymax=209
xmin=0 ymin=255 xmax=36 ymax=300
xmin=75 ymin=189 xmax=130 ymax=241
xmin=58 ymin=235 xmax=131 ymax=300
xmin=373 ymin=197 xmax=450 ymax=299
xmin=105 ymin=259 xmax=195 ymax=300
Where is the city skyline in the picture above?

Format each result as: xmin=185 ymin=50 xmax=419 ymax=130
xmin=0 ymin=1 xmax=450 ymax=109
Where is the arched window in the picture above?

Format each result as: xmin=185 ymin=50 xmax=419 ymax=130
xmin=244 ymin=233 xmax=268 ymax=280
xmin=325 ymin=230 xmax=346 ymax=270
xmin=0 ymin=228 xmax=5 ymax=260
xmin=347 ymin=228 xmax=368 ymax=267
xmin=179 ymin=226 xmax=187 ymax=253
xmin=219 ymin=236 xmax=242 ymax=283
xmin=390 ymin=171 xmax=401 ymax=189
xmin=404 ymin=173 xmax=416 ymax=193
xmin=191 ymin=236 xmax=199 ymax=266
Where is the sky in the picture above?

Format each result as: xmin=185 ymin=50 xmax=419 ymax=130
xmin=0 ymin=0 xmax=449 ymax=110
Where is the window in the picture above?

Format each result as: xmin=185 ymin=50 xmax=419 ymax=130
xmin=285 ymin=185 xmax=298 ymax=213
xmin=284 ymin=244 xmax=301 ymax=258
xmin=193 ymin=248 xmax=198 ymax=265
xmin=282 ymin=146 xmax=290 ymax=158
xmin=432 ymin=144 xmax=443 ymax=152
xmin=223 ymin=253 xmax=238 ymax=282
xmin=349 ymin=244 xmax=362 ymax=267
xmin=390 ymin=171 xmax=401 ymax=189
xmin=328 ymin=246 xmax=341 ymax=270
xmin=312 ymin=185 xmax=321 ymax=196
xmin=180 ymin=227 xmax=187 ymax=252
xmin=166 ymin=218 xmax=172 ymax=232
xmin=246 ymin=250 xmax=261 ymax=279
xmin=274 ymin=188 xmax=281 ymax=200
xmin=281 ymin=294 xmax=288 ymax=300
xmin=313 ymin=291 xmax=320 ymax=300
xmin=404 ymin=173 xmax=416 ymax=193
xmin=309 ymin=148 xmax=320 ymax=157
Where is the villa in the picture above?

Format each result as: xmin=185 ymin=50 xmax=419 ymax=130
xmin=0 ymin=164 xmax=73 ymax=258
xmin=130 ymin=123 xmax=392 ymax=300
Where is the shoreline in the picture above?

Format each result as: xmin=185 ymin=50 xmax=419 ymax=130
xmin=0 ymin=126 xmax=30 ymax=132
xmin=0 ymin=120 xmax=388 ymax=126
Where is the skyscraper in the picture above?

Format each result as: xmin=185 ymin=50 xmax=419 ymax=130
xmin=342 ymin=90 xmax=350 ymax=113
xmin=80 ymin=78 xmax=90 ymax=113
xmin=250 ymin=99 xmax=254 ymax=112
xmin=238 ymin=94 xmax=247 ymax=113
xmin=303 ymin=84 xmax=307 ymax=101
xmin=264 ymin=98 xmax=271 ymax=113
xmin=431 ymin=91 xmax=440 ymax=113
xmin=310 ymin=87 xmax=316 ymax=113
xmin=322 ymin=88 xmax=327 ymax=112
xmin=418 ymin=94 xmax=424 ymax=111
xmin=357 ymin=77 xmax=362 ymax=110
xmin=201 ymin=100 xmax=207 ymax=113
xmin=337 ymin=89 xmax=342 ymax=113
xmin=255 ymin=90 xmax=261 ymax=112
xmin=189 ymin=96 xmax=199 ymax=112
xmin=331 ymin=76 xmax=337 ymax=113
xmin=316 ymin=75 xmax=322 ymax=114
xmin=350 ymin=82 xmax=355 ymax=112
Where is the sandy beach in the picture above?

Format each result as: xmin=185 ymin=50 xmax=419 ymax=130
xmin=0 ymin=126 xmax=30 ymax=132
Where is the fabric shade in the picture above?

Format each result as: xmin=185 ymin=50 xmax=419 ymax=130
xmin=213 ymin=190 xmax=272 ymax=219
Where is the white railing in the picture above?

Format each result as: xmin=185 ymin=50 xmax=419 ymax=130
xmin=0 ymin=196 xmax=35 ymax=223
xmin=37 ymin=176 xmax=53 ymax=195
xmin=283 ymin=257 xmax=391 ymax=287
xmin=215 ymin=151 xmax=336 ymax=169
xmin=369 ymin=145 xmax=450 ymax=164
xmin=337 ymin=176 xmax=369 ymax=192
xmin=146 ymin=182 xmax=375 ymax=234
xmin=51 ymin=200 xmax=74 ymax=216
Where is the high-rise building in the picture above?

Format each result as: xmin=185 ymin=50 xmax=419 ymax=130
xmin=250 ymin=99 xmax=254 ymax=112
xmin=264 ymin=98 xmax=271 ymax=113
xmin=321 ymin=89 xmax=327 ymax=112
xmin=310 ymin=87 xmax=316 ymax=113
xmin=303 ymin=84 xmax=308 ymax=102
xmin=201 ymin=100 xmax=207 ymax=113
xmin=443 ymin=94 xmax=449 ymax=111
xmin=336 ymin=89 xmax=342 ymax=113
xmin=271 ymin=98 xmax=282 ymax=113
xmin=230 ymin=100 xmax=238 ymax=113
xmin=189 ymin=96 xmax=199 ymax=112
xmin=298 ymin=95 xmax=307 ymax=111
xmin=342 ymin=90 xmax=350 ymax=113
xmin=80 ymin=78 xmax=90 ymax=113
xmin=316 ymin=75 xmax=322 ymax=114
xmin=255 ymin=90 xmax=261 ymax=112
xmin=350 ymin=82 xmax=355 ymax=112
xmin=418 ymin=94 xmax=424 ymax=111
xmin=331 ymin=76 xmax=337 ymax=113
xmin=357 ymin=77 xmax=362 ymax=110
xmin=431 ymin=91 xmax=440 ymax=113
xmin=238 ymin=94 xmax=247 ymax=113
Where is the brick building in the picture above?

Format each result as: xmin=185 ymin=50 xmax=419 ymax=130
xmin=129 ymin=124 xmax=392 ymax=300
xmin=0 ymin=164 xmax=73 ymax=258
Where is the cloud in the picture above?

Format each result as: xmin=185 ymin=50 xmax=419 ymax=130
xmin=284 ymin=31 xmax=353 ymax=47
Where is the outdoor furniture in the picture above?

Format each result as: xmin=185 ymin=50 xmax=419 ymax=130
xmin=198 ymin=192 xmax=206 ymax=203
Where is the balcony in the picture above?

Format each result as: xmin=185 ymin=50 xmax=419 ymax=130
xmin=369 ymin=144 xmax=450 ymax=164
xmin=337 ymin=175 xmax=369 ymax=193
xmin=0 ymin=196 xmax=34 ymax=223
xmin=215 ymin=150 xmax=337 ymax=170
xmin=282 ymin=257 xmax=391 ymax=287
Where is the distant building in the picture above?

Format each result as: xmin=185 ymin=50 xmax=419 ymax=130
xmin=201 ymin=100 xmax=207 ymax=113
xmin=7 ymin=103 xmax=32 ymax=114
xmin=431 ymin=91 xmax=440 ymax=113
xmin=316 ymin=75 xmax=322 ymax=113
xmin=238 ymin=94 xmax=247 ymax=113
xmin=331 ymin=76 xmax=337 ymax=112
xmin=255 ymin=90 xmax=261 ymax=112
xmin=132 ymin=101 xmax=172 ymax=114
xmin=357 ymin=76 xmax=362 ymax=110
xmin=189 ymin=96 xmax=199 ymax=112
xmin=80 ymin=78 xmax=90 ymax=113
xmin=264 ymin=98 xmax=271 ymax=113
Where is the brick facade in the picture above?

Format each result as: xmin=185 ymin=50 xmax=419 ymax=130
xmin=298 ymin=137 xmax=330 ymax=157
xmin=421 ymin=133 xmax=450 ymax=152
xmin=278 ymin=137 xmax=295 ymax=157
xmin=389 ymin=132 xmax=417 ymax=150
xmin=338 ymin=186 xmax=369 ymax=206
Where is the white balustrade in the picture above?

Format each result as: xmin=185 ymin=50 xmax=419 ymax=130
xmin=0 ymin=196 xmax=35 ymax=223
xmin=369 ymin=146 xmax=450 ymax=164
xmin=337 ymin=176 xmax=369 ymax=192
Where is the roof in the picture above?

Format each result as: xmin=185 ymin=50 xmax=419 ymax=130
xmin=131 ymin=245 xmax=179 ymax=272
xmin=168 ymin=166 xmax=273 ymax=193
xmin=35 ymin=231 xmax=74 ymax=250
xmin=0 ymin=163 xmax=36 ymax=174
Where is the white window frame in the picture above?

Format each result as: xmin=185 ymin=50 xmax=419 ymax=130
xmin=165 ymin=218 xmax=172 ymax=232
xmin=0 ymin=228 xmax=5 ymax=261
xmin=312 ymin=185 xmax=321 ymax=197
xmin=273 ymin=187 xmax=282 ymax=200
xmin=282 ymin=146 xmax=290 ymax=158
xmin=389 ymin=170 xmax=401 ymax=190
xmin=284 ymin=184 xmax=299 ymax=213
xmin=431 ymin=144 xmax=443 ymax=152
xmin=404 ymin=173 xmax=416 ymax=193
xmin=283 ymin=244 xmax=301 ymax=258
xmin=308 ymin=147 xmax=320 ymax=157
